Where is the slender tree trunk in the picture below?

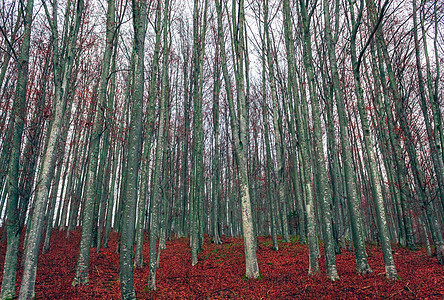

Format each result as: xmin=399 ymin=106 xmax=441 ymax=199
xmin=212 ymin=38 xmax=222 ymax=245
xmin=102 ymin=35 xmax=118 ymax=248
xmin=282 ymin=0 xmax=319 ymax=272
xmin=413 ymin=0 xmax=444 ymax=216
xmin=263 ymin=0 xmax=289 ymax=243
xmin=179 ymin=24 xmax=191 ymax=238
xmin=119 ymin=0 xmax=148 ymax=298
xmin=72 ymin=0 xmax=116 ymax=284
xmin=373 ymin=0 xmax=444 ymax=263
xmin=419 ymin=0 xmax=444 ymax=176
xmin=103 ymin=145 xmax=118 ymax=248
xmin=353 ymin=0 xmax=400 ymax=277
xmin=135 ymin=0 xmax=162 ymax=268
xmin=18 ymin=0 xmax=84 ymax=297
xmin=148 ymin=0 xmax=170 ymax=290
xmin=190 ymin=0 xmax=208 ymax=266
xmin=373 ymin=40 xmax=415 ymax=249
xmin=215 ymin=0 xmax=259 ymax=278
xmin=0 ymin=0 xmax=34 ymax=298
xmin=282 ymin=0 xmax=308 ymax=243
xmin=261 ymin=50 xmax=278 ymax=251
xmin=232 ymin=0 xmax=259 ymax=279
xmin=298 ymin=0 xmax=339 ymax=279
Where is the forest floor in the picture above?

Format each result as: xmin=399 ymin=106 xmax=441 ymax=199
xmin=0 ymin=229 xmax=443 ymax=299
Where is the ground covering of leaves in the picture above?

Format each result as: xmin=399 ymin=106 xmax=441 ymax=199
xmin=0 ymin=229 xmax=443 ymax=299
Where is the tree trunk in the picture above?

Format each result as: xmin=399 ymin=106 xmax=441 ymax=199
xmin=298 ymin=0 xmax=339 ymax=279
xmin=216 ymin=0 xmax=259 ymax=278
xmin=0 ymin=0 xmax=34 ymax=298
xmin=212 ymin=37 xmax=222 ymax=245
xmin=72 ymin=0 xmax=116 ymax=284
xmin=18 ymin=0 xmax=84 ymax=297
xmin=190 ymin=0 xmax=208 ymax=266
xmin=148 ymin=0 xmax=170 ymax=290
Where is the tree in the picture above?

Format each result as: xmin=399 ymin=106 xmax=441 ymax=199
xmin=211 ymin=30 xmax=222 ymax=245
xmin=215 ymin=0 xmax=260 ymax=279
xmin=72 ymin=0 xmax=116 ymax=285
xmin=148 ymin=0 xmax=171 ymax=290
xmin=297 ymin=0 xmax=340 ymax=279
xmin=18 ymin=0 xmax=85 ymax=297
xmin=119 ymin=0 xmax=148 ymax=297
xmin=348 ymin=0 xmax=397 ymax=279
xmin=0 ymin=0 xmax=34 ymax=297
xmin=190 ymin=0 xmax=208 ymax=266
xmin=264 ymin=0 xmax=290 ymax=244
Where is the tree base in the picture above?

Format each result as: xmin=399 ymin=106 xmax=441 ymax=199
xmin=0 ymin=290 xmax=15 ymax=300
xmin=385 ymin=265 xmax=398 ymax=280
xmin=212 ymin=236 xmax=222 ymax=245
xmin=436 ymin=244 xmax=444 ymax=265
xmin=72 ymin=276 xmax=89 ymax=287
xmin=134 ymin=260 xmax=144 ymax=269
xmin=327 ymin=267 xmax=340 ymax=281
xmin=191 ymin=256 xmax=198 ymax=266
xmin=308 ymin=263 xmax=320 ymax=276
xmin=356 ymin=259 xmax=372 ymax=275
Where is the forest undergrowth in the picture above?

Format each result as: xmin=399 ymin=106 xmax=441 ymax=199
xmin=0 ymin=229 xmax=443 ymax=299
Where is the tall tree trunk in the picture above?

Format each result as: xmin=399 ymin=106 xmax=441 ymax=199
xmin=179 ymin=20 xmax=191 ymax=238
xmin=190 ymin=0 xmax=208 ymax=266
xmin=0 ymin=0 xmax=34 ymax=298
xmin=373 ymin=0 xmax=444 ymax=263
xmin=282 ymin=0 xmax=319 ymax=272
xmin=261 ymin=46 xmax=279 ymax=251
xmin=413 ymin=0 xmax=444 ymax=216
xmin=372 ymin=40 xmax=415 ymax=249
xmin=211 ymin=38 xmax=222 ymax=245
xmin=298 ymin=0 xmax=339 ymax=279
xmin=333 ymin=0 xmax=373 ymax=275
xmin=351 ymin=0 xmax=398 ymax=278
xmin=72 ymin=0 xmax=116 ymax=284
xmin=232 ymin=0 xmax=259 ymax=279
xmin=119 ymin=0 xmax=148 ymax=298
xmin=419 ymin=0 xmax=444 ymax=174
xmin=18 ymin=0 xmax=84 ymax=298
xmin=135 ymin=0 xmax=162 ymax=268
xmin=264 ymin=0 xmax=289 ymax=243
xmin=102 ymin=34 xmax=118 ymax=248
xmin=324 ymin=0 xmax=373 ymax=276
xmin=148 ymin=0 xmax=170 ymax=290
xmin=215 ymin=0 xmax=259 ymax=278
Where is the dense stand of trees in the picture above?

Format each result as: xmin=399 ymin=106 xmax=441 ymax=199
xmin=0 ymin=0 xmax=443 ymax=298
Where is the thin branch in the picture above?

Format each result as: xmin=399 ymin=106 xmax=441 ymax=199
xmin=356 ymin=0 xmax=390 ymax=74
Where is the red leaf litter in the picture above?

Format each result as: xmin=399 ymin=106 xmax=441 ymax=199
xmin=1 ymin=230 xmax=443 ymax=299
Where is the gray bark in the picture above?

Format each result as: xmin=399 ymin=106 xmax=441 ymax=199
xmin=0 ymin=0 xmax=34 ymax=298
